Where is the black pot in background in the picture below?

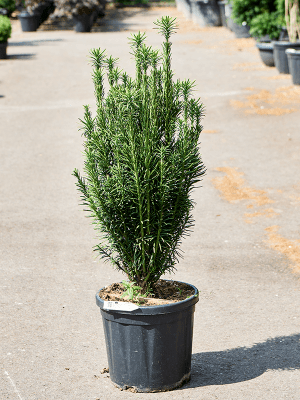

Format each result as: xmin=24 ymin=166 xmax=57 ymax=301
xmin=256 ymin=42 xmax=274 ymax=67
xmin=191 ymin=0 xmax=221 ymax=27
xmin=273 ymin=41 xmax=300 ymax=73
xmin=18 ymin=11 xmax=40 ymax=32
xmin=286 ymin=49 xmax=300 ymax=85
xmin=218 ymin=0 xmax=227 ymax=27
xmin=34 ymin=1 xmax=55 ymax=26
xmin=96 ymin=282 xmax=199 ymax=392
xmin=225 ymin=3 xmax=251 ymax=38
xmin=0 ymin=41 xmax=7 ymax=59
xmin=73 ymin=10 xmax=97 ymax=32
xmin=279 ymin=27 xmax=289 ymax=41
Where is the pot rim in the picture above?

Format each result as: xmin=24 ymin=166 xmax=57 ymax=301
xmin=285 ymin=48 xmax=300 ymax=55
xmin=256 ymin=42 xmax=273 ymax=50
xmin=96 ymin=279 xmax=199 ymax=315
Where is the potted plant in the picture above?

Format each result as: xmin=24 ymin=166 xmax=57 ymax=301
xmin=190 ymin=0 xmax=221 ymax=27
xmin=0 ymin=0 xmax=16 ymax=17
xmin=285 ymin=0 xmax=300 ymax=83
xmin=0 ymin=14 xmax=11 ymax=59
xmin=227 ymin=0 xmax=278 ymax=38
xmin=18 ymin=0 xmax=42 ymax=31
xmin=273 ymin=0 xmax=300 ymax=73
xmin=54 ymin=0 xmax=105 ymax=32
xmin=251 ymin=11 xmax=283 ymax=67
xmin=73 ymin=16 xmax=206 ymax=392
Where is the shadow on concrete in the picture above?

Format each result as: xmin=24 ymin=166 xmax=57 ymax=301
xmin=7 ymin=54 xmax=36 ymax=60
xmin=183 ymin=333 xmax=300 ymax=388
xmin=8 ymin=39 xmax=63 ymax=46
xmin=38 ymin=7 xmax=153 ymax=32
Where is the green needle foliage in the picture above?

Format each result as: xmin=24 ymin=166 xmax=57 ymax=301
xmin=73 ymin=16 xmax=206 ymax=293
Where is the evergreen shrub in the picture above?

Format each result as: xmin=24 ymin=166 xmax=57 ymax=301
xmin=73 ymin=17 xmax=206 ymax=292
xmin=0 ymin=14 xmax=11 ymax=41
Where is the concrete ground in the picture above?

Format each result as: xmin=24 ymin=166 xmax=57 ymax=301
xmin=1 ymin=6 xmax=300 ymax=400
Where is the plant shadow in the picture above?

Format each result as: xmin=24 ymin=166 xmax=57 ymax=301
xmin=39 ymin=7 xmax=152 ymax=33
xmin=182 ymin=333 xmax=300 ymax=388
xmin=7 ymin=54 xmax=36 ymax=60
xmin=8 ymin=39 xmax=63 ymax=46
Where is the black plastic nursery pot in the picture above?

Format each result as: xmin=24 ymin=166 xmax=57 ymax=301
xmin=273 ymin=41 xmax=300 ymax=74
xmin=73 ymin=11 xmax=97 ymax=32
xmin=191 ymin=0 xmax=221 ymax=27
xmin=218 ymin=0 xmax=227 ymax=27
xmin=18 ymin=11 xmax=40 ymax=32
xmin=225 ymin=3 xmax=250 ymax=38
xmin=0 ymin=41 xmax=7 ymax=59
xmin=96 ymin=281 xmax=199 ymax=392
xmin=286 ymin=49 xmax=300 ymax=85
xmin=256 ymin=42 xmax=274 ymax=67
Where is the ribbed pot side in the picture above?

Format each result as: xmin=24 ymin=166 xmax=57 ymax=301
xmin=96 ymin=282 xmax=199 ymax=392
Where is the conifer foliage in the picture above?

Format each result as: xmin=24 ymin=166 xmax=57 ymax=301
xmin=73 ymin=16 xmax=206 ymax=292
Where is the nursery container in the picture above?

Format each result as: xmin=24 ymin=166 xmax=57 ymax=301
xmin=191 ymin=0 xmax=221 ymax=27
xmin=256 ymin=42 xmax=274 ymax=67
xmin=286 ymin=49 xmax=300 ymax=85
xmin=96 ymin=282 xmax=199 ymax=392
xmin=18 ymin=10 xmax=40 ymax=31
xmin=225 ymin=2 xmax=250 ymax=38
xmin=218 ymin=0 xmax=227 ymax=27
xmin=0 ymin=40 xmax=7 ymax=59
xmin=273 ymin=41 xmax=300 ymax=74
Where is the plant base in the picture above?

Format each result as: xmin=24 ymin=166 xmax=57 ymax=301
xmin=0 ymin=41 xmax=7 ymax=59
xmin=96 ymin=281 xmax=199 ymax=392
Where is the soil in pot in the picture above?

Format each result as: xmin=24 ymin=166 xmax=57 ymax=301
xmin=191 ymin=0 xmax=221 ymax=28
xmin=99 ymin=280 xmax=195 ymax=306
xmin=273 ymin=41 xmax=300 ymax=74
xmin=256 ymin=42 xmax=274 ymax=67
xmin=96 ymin=280 xmax=199 ymax=392
xmin=286 ymin=49 xmax=300 ymax=85
xmin=0 ymin=41 xmax=7 ymax=59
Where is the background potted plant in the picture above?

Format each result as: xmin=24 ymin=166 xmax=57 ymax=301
xmin=227 ymin=0 xmax=278 ymax=38
xmin=73 ymin=16 xmax=206 ymax=392
xmin=0 ymin=14 xmax=11 ymax=59
xmin=250 ymin=2 xmax=284 ymax=67
xmin=0 ymin=0 xmax=16 ymax=17
xmin=273 ymin=0 xmax=300 ymax=73
xmin=190 ymin=0 xmax=222 ymax=28
xmin=18 ymin=0 xmax=44 ymax=31
xmin=54 ymin=0 xmax=106 ymax=32
xmin=285 ymin=0 xmax=300 ymax=83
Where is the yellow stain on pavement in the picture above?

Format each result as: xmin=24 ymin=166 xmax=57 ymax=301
xmin=265 ymin=226 xmax=300 ymax=273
